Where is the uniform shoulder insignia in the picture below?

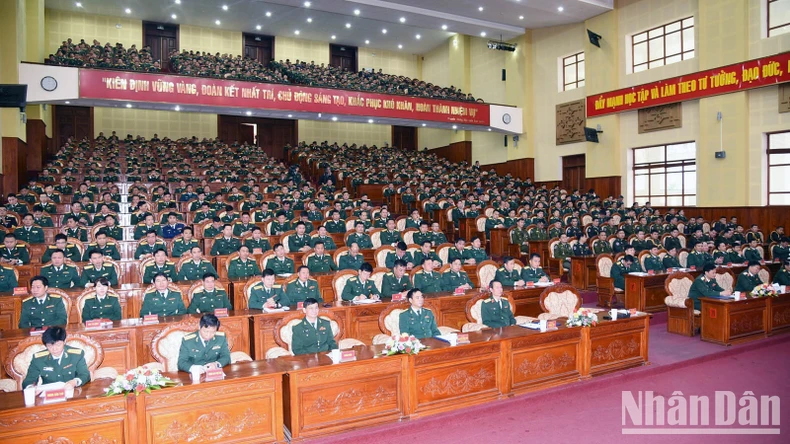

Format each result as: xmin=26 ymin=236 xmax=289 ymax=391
xmin=498 ymin=267 xmax=505 ymax=271
xmin=415 ymin=269 xmax=424 ymax=274
xmin=22 ymin=296 xmax=33 ymax=302
xmin=67 ymin=264 xmax=77 ymax=268
xmin=386 ymin=272 xmax=393 ymax=276
xmin=145 ymin=262 xmax=155 ymax=267
xmin=65 ymin=346 xmax=84 ymax=355
xmin=49 ymin=294 xmax=62 ymax=298
xmin=166 ymin=261 xmax=174 ymax=265
xmin=47 ymin=245 xmax=57 ymax=249
xmin=184 ymin=333 xmax=196 ymax=340
xmin=85 ymin=265 xmax=95 ymax=270
xmin=273 ymin=284 xmax=282 ymax=288
xmin=351 ymin=277 xmax=359 ymax=282
xmin=88 ymin=243 xmax=98 ymax=246
xmin=2 ymin=265 xmax=13 ymax=270
xmin=108 ymin=293 xmax=119 ymax=298
xmin=252 ymin=283 xmax=262 ymax=290
xmin=215 ymin=332 xmax=225 ymax=336
xmin=34 ymin=350 xmax=51 ymax=358
xmin=16 ymin=244 xmax=25 ymax=248
xmin=137 ymin=222 xmax=146 ymax=226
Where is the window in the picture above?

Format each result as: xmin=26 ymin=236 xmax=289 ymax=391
xmin=768 ymin=131 xmax=790 ymax=205
xmin=562 ymin=52 xmax=585 ymax=91
xmin=768 ymin=0 xmax=790 ymax=37
xmin=631 ymin=17 xmax=694 ymax=73
xmin=632 ymin=142 xmax=696 ymax=206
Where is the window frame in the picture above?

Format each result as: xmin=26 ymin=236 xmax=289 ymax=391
xmin=561 ymin=51 xmax=585 ymax=91
xmin=631 ymin=17 xmax=694 ymax=73
xmin=632 ymin=141 xmax=697 ymax=207
xmin=767 ymin=130 xmax=790 ymax=205
xmin=768 ymin=0 xmax=790 ymax=38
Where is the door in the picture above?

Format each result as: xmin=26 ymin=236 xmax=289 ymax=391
xmin=329 ymin=44 xmax=358 ymax=72
xmin=239 ymin=124 xmax=255 ymax=146
xmin=53 ymin=105 xmax=92 ymax=149
xmin=144 ymin=22 xmax=179 ymax=71
xmin=392 ymin=126 xmax=417 ymax=151
xmin=562 ymin=154 xmax=586 ymax=192
xmin=243 ymin=33 xmax=274 ymax=65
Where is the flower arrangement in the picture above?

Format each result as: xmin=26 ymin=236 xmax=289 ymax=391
xmin=381 ymin=333 xmax=427 ymax=356
xmin=105 ymin=366 xmax=177 ymax=396
xmin=751 ymin=283 xmax=779 ymax=298
xmin=566 ymin=308 xmax=598 ymax=327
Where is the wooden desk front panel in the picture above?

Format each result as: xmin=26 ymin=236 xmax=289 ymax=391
xmin=701 ymin=297 xmax=767 ymax=346
xmin=411 ymin=341 xmax=503 ymax=417
xmin=138 ymin=373 xmax=283 ymax=444
xmin=509 ymin=328 xmax=583 ymax=394
xmin=0 ymin=296 xmax=21 ymax=331
xmin=507 ymin=287 xmax=544 ymax=318
xmin=345 ymin=304 xmax=388 ymax=344
xmin=586 ymin=315 xmax=650 ymax=376
xmin=434 ymin=295 xmax=474 ymax=331
xmin=624 ymin=274 xmax=672 ymax=313
xmin=0 ymin=394 xmax=131 ymax=444
xmin=284 ymin=355 xmax=407 ymax=439
xmin=768 ymin=293 xmax=790 ymax=335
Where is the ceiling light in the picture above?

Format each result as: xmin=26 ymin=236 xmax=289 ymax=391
xmin=124 ymin=8 xmax=131 ymax=14
xmin=306 ymin=17 xmax=313 ymax=23
xmin=354 ymin=9 xmax=360 ymax=15
xmin=287 ymin=114 xmax=293 ymax=118
xmin=480 ymin=31 xmax=487 ymax=37
xmin=365 ymin=40 xmax=370 ymax=44
xmin=488 ymin=128 xmax=492 ymax=131
xmin=215 ymin=20 xmax=221 ymax=25
xmin=421 ymin=123 xmax=426 ymax=127
xmin=519 ymin=15 xmax=524 ymax=20
xmin=75 ymin=2 xmax=82 ymax=7
xmin=368 ymin=119 xmax=374 ymax=123
xmin=398 ymin=44 xmax=403 ymax=49
xmin=294 ymin=30 xmax=300 ymax=35
xmin=222 ymin=4 xmax=228 ymax=11
xmin=265 ymin=11 xmax=271 ymax=17
xmin=171 ymin=14 xmax=177 ymax=19
xmin=318 ymin=113 xmax=322 ymax=117
xmin=452 ymin=125 xmax=458 ymax=129
xmin=331 ymin=116 xmax=338 ymax=121
xmin=246 ymin=111 xmax=252 ymax=116
xmin=478 ymin=6 xmax=484 ymax=12
xmin=441 ymin=24 xmax=448 ymax=30
xmin=415 ymin=34 xmax=421 ymax=39
xmin=304 ymin=1 xmax=311 ymax=7
xmin=65 ymin=101 xmax=70 ymax=104
xmin=256 ymin=25 xmax=262 ymax=30
xmin=331 ymin=35 xmax=336 ymax=40
xmin=345 ymin=23 xmax=351 ymax=28
xmin=175 ymin=0 xmax=181 ymax=4
xmin=174 ymin=106 xmax=180 ymax=111
xmin=399 ymin=17 xmax=406 ymax=23
xmin=125 ymin=103 xmax=132 ymax=108
xmin=558 ymin=6 xmax=564 ymax=12
xmin=382 ymin=28 xmax=387 ymax=34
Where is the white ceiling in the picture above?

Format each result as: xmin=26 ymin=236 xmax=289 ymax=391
xmin=46 ymin=0 xmax=612 ymax=55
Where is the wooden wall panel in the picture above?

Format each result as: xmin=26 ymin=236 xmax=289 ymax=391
xmin=586 ymin=176 xmax=622 ymax=198
xmin=482 ymin=158 xmax=535 ymax=181
xmin=217 ymin=115 xmax=297 ymax=160
xmin=653 ymin=206 xmax=790 ymax=233
xmin=2 ymin=138 xmax=26 ymax=196
xmin=26 ymin=119 xmax=47 ymax=174
xmin=430 ymin=141 xmax=472 ymax=165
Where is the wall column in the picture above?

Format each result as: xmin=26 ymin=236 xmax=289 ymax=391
xmin=0 ymin=0 xmax=29 ymax=194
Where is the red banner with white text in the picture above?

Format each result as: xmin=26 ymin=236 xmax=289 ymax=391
xmin=586 ymin=51 xmax=790 ymax=117
xmin=78 ymin=69 xmax=490 ymax=125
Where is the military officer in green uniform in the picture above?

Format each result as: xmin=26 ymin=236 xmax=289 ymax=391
xmin=211 ymin=225 xmax=242 ymax=256
xmin=142 ymin=249 xmax=178 ymax=284
xmin=247 ymin=270 xmax=285 ymax=309
xmin=430 ymin=222 xmax=449 ymax=246
xmin=41 ymin=234 xmax=80 ymax=264
xmin=269 ymin=212 xmax=292 ymax=236
xmin=341 ymin=263 xmax=381 ymax=301
xmin=288 ymin=222 xmax=313 ymax=253
xmin=177 ymin=314 xmax=231 ymax=372
xmin=22 ymin=327 xmax=90 ymax=389
xmin=447 ymin=239 xmax=468 ymax=265
xmin=553 ymin=234 xmax=573 ymax=272
xmin=773 ymin=260 xmax=790 ymax=286
xmin=178 ymin=247 xmax=218 ymax=282
xmin=688 ymin=264 xmax=732 ymax=310
xmin=187 ymin=274 xmax=232 ymax=314
xmin=413 ymin=241 xmax=442 ymax=267
xmin=412 ymin=222 xmax=432 ymax=247
xmin=227 ymin=246 xmax=261 ymax=279
xmin=380 ymin=220 xmax=403 ymax=246
xmin=40 ymin=250 xmax=81 ymax=289
xmin=611 ymin=255 xmax=634 ymax=291
xmin=623 ymin=246 xmax=645 ymax=272
xmin=643 ymin=245 xmax=666 ymax=273
xmin=81 ymin=250 xmax=119 ymax=287
xmin=381 ymin=260 xmax=413 ymax=297
xmin=283 ymin=266 xmax=323 ymax=306
xmin=80 ymin=278 xmax=121 ymax=321
xmin=463 ymin=237 xmax=488 ymax=265
xmin=481 ymin=280 xmax=517 ymax=328
xmin=0 ymin=263 xmax=18 ymax=292
xmin=521 ymin=253 xmax=549 ymax=283
xmin=102 ymin=215 xmax=123 ymax=241
xmin=268 ymin=244 xmax=295 ymax=275
xmin=1 ymin=233 xmax=30 ymax=265
xmin=413 ymin=260 xmax=442 ymax=293
xmin=663 ymin=247 xmax=682 ymax=269
xmin=82 ymin=231 xmax=121 ymax=261
xmin=593 ymin=231 xmax=613 ymax=255
xmin=529 ymin=221 xmax=549 ymax=241
xmin=339 ymin=242 xmax=365 ymax=270
xmin=140 ymin=273 xmax=187 ymax=317
xmin=743 ymin=239 xmax=763 ymax=263
xmin=346 ymin=222 xmax=373 ymax=248
xmin=398 ymin=289 xmax=440 ymax=339
xmin=14 ymin=215 xmax=45 ymax=244
xmin=133 ymin=214 xmax=163 ymax=240
xmin=310 ymin=226 xmax=337 ymax=250
xmin=232 ymin=213 xmax=256 ymax=237
xmin=291 ymin=298 xmax=337 ymax=355
xmin=171 ymin=227 xmax=200 ymax=258
xmin=686 ymin=242 xmax=712 ymax=270
xmin=245 ymin=227 xmax=272 ymax=253
xmin=386 ymin=242 xmax=414 ymax=270
xmin=734 ymin=261 xmax=765 ymax=292
xmin=511 ymin=219 xmax=530 ymax=253
xmin=306 ymin=241 xmax=336 ymax=273
xmin=324 ymin=211 xmax=346 ymax=234
xmin=135 ymin=231 xmax=167 ymax=260
xmin=19 ymin=276 xmax=68 ymax=328
xmin=495 ymin=257 xmax=526 ymax=286
xmin=440 ymin=257 xmax=474 ymax=292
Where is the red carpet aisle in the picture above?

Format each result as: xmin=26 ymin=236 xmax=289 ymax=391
xmin=310 ymin=333 xmax=790 ymax=444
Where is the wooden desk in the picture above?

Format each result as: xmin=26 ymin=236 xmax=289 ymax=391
xmin=505 ymin=286 xmax=546 ymax=318
xmin=570 ymin=256 xmax=596 ymax=290
xmin=700 ymin=296 xmax=769 ymax=346
xmin=624 ymin=270 xmax=702 ymax=313
xmin=768 ymin=292 xmax=790 ymax=335
xmin=488 ymin=228 xmax=514 ymax=258
xmin=586 ymin=313 xmax=650 ymax=376
xmin=460 ymin=218 xmax=478 ymax=243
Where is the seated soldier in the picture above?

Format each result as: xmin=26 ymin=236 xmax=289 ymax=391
xmin=82 ymin=230 xmax=121 ymax=261
xmin=307 ymin=241 xmax=336 ymax=273
xmin=413 ymin=258 xmax=442 ymax=293
xmin=463 ymin=237 xmax=488 ymax=265
xmin=22 ymin=326 xmax=90 ymax=389
xmin=553 ymin=234 xmax=573 ymax=272
xmin=40 ymin=249 xmax=80 ymax=289
xmin=398 ymin=289 xmax=440 ymax=339
xmin=282 ymin=266 xmax=322 ymax=307
xmin=521 ymin=253 xmax=549 ymax=283
xmin=341 ymin=262 xmax=381 ymax=302
xmin=268 ymin=243 xmax=295 ymax=275
xmin=162 ymin=212 xmax=185 ymax=239
xmin=773 ymin=259 xmax=790 ymax=286
xmin=248 ymin=269 xmax=285 ymax=309
xmin=311 ymin=226 xmax=337 ymax=250
xmin=379 ymin=219 xmax=403 ymax=246
xmin=142 ymin=249 xmax=177 ymax=283
xmin=135 ymin=230 xmax=166 ymax=260
xmin=385 ymin=241 xmax=414 ymax=270
xmin=440 ymin=257 xmax=473 ymax=292
xmin=346 ymin=221 xmax=373 ymax=249
xmin=188 ymin=274 xmax=232 ymax=314
xmin=177 ymin=314 xmax=231 ymax=373
xmin=289 ymin=222 xmax=313 ymax=253
xmin=245 ymin=226 xmax=272 ymax=254
xmin=1 ymin=232 xmax=31 ymax=265
xmin=643 ymin=245 xmax=666 ymax=273
xmin=688 ymin=264 xmax=732 ymax=311
xmin=610 ymin=254 xmax=634 ymax=292
xmin=339 ymin=242 xmax=365 ymax=271
xmin=140 ymin=273 xmax=187 ymax=317
xmin=481 ymin=280 xmax=517 ymax=328
xmin=14 ymin=214 xmax=45 ymax=244
xmin=81 ymin=249 xmax=119 ymax=287
xmin=227 ymin=245 xmax=261 ymax=279
xmin=413 ymin=240 xmax=442 ymax=267
xmin=19 ymin=276 xmax=68 ymax=328
xmin=211 ymin=224 xmax=242 ymax=256
xmin=81 ymin=277 xmax=121 ymax=321
xmin=662 ymin=246 xmax=682 ymax=269
xmin=430 ymin=222 xmax=448 ymax=245
xmin=734 ymin=261 xmax=765 ymax=292
xmin=0 ymin=261 xmax=18 ymax=292
xmin=291 ymin=297 xmax=337 ymax=355
xmin=494 ymin=256 xmax=525 ymax=287
xmin=177 ymin=246 xmax=218 ymax=282
xmin=447 ymin=238 xmax=468 ymax=264
xmin=381 ymin=260 xmax=413 ymax=297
